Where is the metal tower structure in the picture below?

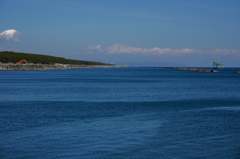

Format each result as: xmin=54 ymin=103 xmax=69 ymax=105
xmin=213 ymin=60 xmax=224 ymax=69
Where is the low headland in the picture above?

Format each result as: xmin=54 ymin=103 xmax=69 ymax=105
xmin=158 ymin=66 xmax=240 ymax=73
xmin=157 ymin=66 xmax=219 ymax=72
xmin=0 ymin=51 xmax=123 ymax=71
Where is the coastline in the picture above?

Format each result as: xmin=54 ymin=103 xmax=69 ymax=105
xmin=0 ymin=63 xmax=124 ymax=71
xmin=158 ymin=66 xmax=240 ymax=73
xmin=157 ymin=66 xmax=219 ymax=72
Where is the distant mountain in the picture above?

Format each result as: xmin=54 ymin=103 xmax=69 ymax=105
xmin=117 ymin=61 xmax=187 ymax=67
xmin=105 ymin=44 xmax=187 ymax=67
xmin=106 ymin=43 xmax=133 ymax=53
xmin=107 ymin=43 xmax=124 ymax=52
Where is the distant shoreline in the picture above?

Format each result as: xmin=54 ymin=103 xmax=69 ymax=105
xmin=0 ymin=63 xmax=124 ymax=71
xmin=157 ymin=66 xmax=219 ymax=72
xmin=157 ymin=66 xmax=240 ymax=73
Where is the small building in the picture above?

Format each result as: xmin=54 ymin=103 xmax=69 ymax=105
xmin=213 ymin=61 xmax=224 ymax=69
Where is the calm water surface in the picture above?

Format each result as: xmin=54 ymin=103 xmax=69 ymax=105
xmin=0 ymin=67 xmax=240 ymax=158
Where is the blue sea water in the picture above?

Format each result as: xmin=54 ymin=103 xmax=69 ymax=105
xmin=0 ymin=67 xmax=240 ymax=159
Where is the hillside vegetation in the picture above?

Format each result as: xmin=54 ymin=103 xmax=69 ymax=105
xmin=0 ymin=51 xmax=105 ymax=65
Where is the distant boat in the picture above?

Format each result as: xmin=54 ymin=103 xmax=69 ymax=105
xmin=213 ymin=61 xmax=224 ymax=69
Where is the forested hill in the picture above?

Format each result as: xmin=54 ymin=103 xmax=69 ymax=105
xmin=0 ymin=51 xmax=105 ymax=65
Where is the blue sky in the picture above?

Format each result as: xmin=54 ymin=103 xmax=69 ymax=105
xmin=0 ymin=0 xmax=240 ymax=66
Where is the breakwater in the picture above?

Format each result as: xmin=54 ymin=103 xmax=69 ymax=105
xmin=158 ymin=66 xmax=219 ymax=72
xmin=0 ymin=63 xmax=123 ymax=71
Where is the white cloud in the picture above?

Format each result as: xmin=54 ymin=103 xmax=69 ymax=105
xmin=87 ymin=45 xmax=102 ymax=51
xmin=208 ymin=49 xmax=240 ymax=55
xmin=106 ymin=43 xmax=198 ymax=55
xmin=85 ymin=43 xmax=240 ymax=56
xmin=0 ymin=29 xmax=22 ymax=41
xmin=85 ymin=45 xmax=102 ymax=54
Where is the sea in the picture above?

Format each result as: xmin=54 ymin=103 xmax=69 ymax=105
xmin=0 ymin=67 xmax=240 ymax=159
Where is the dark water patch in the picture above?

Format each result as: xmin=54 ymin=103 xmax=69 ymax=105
xmin=1 ymin=99 xmax=240 ymax=133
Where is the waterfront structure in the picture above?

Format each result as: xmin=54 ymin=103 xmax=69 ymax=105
xmin=213 ymin=61 xmax=224 ymax=69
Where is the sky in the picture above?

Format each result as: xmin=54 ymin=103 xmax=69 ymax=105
xmin=0 ymin=0 xmax=240 ymax=67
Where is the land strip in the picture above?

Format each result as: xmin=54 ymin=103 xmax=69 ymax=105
xmin=157 ymin=66 xmax=219 ymax=72
xmin=0 ymin=63 xmax=124 ymax=71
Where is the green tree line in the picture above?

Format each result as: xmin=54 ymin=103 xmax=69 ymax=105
xmin=0 ymin=51 xmax=105 ymax=65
